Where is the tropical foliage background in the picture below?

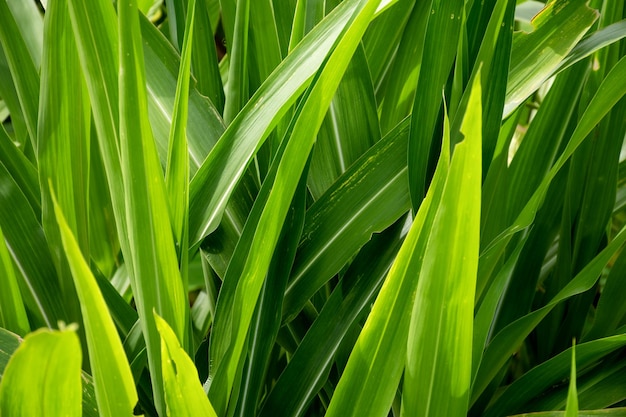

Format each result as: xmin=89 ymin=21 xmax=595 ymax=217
xmin=0 ymin=0 xmax=625 ymax=416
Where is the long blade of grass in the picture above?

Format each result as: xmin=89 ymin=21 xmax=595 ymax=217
xmin=407 ymin=0 xmax=464 ymax=206
xmin=0 ymin=162 xmax=65 ymax=328
xmin=307 ymin=45 xmax=380 ymax=199
xmin=402 ymin=75 xmax=482 ymax=417
xmin=565 ymin=342 xmax=579 ymax=417
xmin=223 ymin=0 xmax=250 ymax=125
xmin=154 ymin=313 xmax=218 ymax=417
xmin=165 ymin=0 xmax=196 ymax=253
xmin=0 ymin=224 xmax=29 ymax=336
xmin=118 ymin=0 xmax=189 ymax=413
xmin=52 ymin=191 xmax=137 ymax=417
xmin=37 ymin=0 xmax=90 ymax=330
xmin=0 ymin=327 xmax=81 ymax=417
xmin=0 ymin=0 xmax=40 ymax=147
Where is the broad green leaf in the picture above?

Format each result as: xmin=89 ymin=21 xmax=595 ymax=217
xmin=565 ymin=343 xmax=578 ymax=417
xmin=283 ymin=117 xmax=411 ymax=322
xmin=504 ymin=0 xmax=598 ymax=117
xmin=155 ymin=313 xmax=218 ymax=417
xmin=52 ymin=192 xmax=138 ymax=417
xmin=407 ymin=0 xmax=464 ymax=205
xmin=0 ymin=327 xmax=81 ymax=417
xmin=207 ymin=0 xmax=382 ymax=413
xmin=402 ymin=74 xmax=482 ymax=417
xmin=0 ymin=224 xmax=29 ymax=336
xmin=557 ymin=20 xmax=626 ymax=74
xmin=0 ymin=0 xmax=40 ymax=147
xmin=38 ymin=0 xmax=90 ymax=328
xmin=188 ymin=0 xmax=369 ymax=245
xmin=118 ymin=0 xmax=188 ymax=413
xmin=324 ymin=93 xmax=450 ymax=417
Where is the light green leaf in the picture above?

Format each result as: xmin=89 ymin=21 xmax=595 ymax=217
xmin=402 ymin=73 xmax=482 ymax=417
xmin=38 ymin=0 xmax=90 ymax=327
xmin=0 ymin=327 xmax=81 ymax=417
xmin=118 ymin=0 xmax=189 ymax=413
xmin=155 ymin=313 xmax=218 ymax=417
xmin=52 ymin=191 xmax=138 ymax=417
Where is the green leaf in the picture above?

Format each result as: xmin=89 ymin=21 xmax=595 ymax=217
xmin=52 ymin=190 xmax=138 ymax=417
xmin=0 ymin=161 xmax=65 ymax=328
xmin=402 ymin=73 xmax=482 ymax=417
xmin=283 ymin=117 xmax=411 ymax=322
xmin=260 ymin=220 xmax=406 ymax=417
xmin=0 ymin=327 xmax=82 ymax=417
xmin=484 ymin=335 xmax=626 ymax=417
xmin=38 ymin=0 xmax=90 ymax=328
xmin=565 ymin=342 xmax=579 ymax=417
xmin=223 ymin=0 xmax=250 ymax=125
xmin=471 ymin=224 xmax=626 ymax=407
xmin=165 ymin=0 xmax=195 ymax=253
xmin=323 ymin=91 xmax=451 ymax=417
xmin=154 ymin=313 xmax=218 ymax=417
xmin=206 ymin=0 xmax=383 ymax=413
xmin=307 ymin=45 xmax=380 ymax=199
xmin=0 ymin=0 xmax=40 ymax=146
xmin=504 ymin=0 xmax=599 ymax=117
xmin=407 ymin=0 xmax=464 ymax=205
xmin=118 ymin=0 xmax=189 ymax=413
xmin=188 ymin=0 xmax=369 ymax=245
xmin=0 ymin=224 xmax=29 ymax=336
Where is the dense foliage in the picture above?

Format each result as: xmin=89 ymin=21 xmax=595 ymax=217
xmin=0 ymin=0 xmax=625 ymax=416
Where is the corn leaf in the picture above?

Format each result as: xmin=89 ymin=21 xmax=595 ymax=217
xmin=118 ymin=0 xmax=189 ymax=413
xmin=155 ymin=313 xmax=218 ymax=417
xmin=0 ymin=327 xmax=81 ymax=417
xmin=52 ymin=191 xmax=138 ymax=417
